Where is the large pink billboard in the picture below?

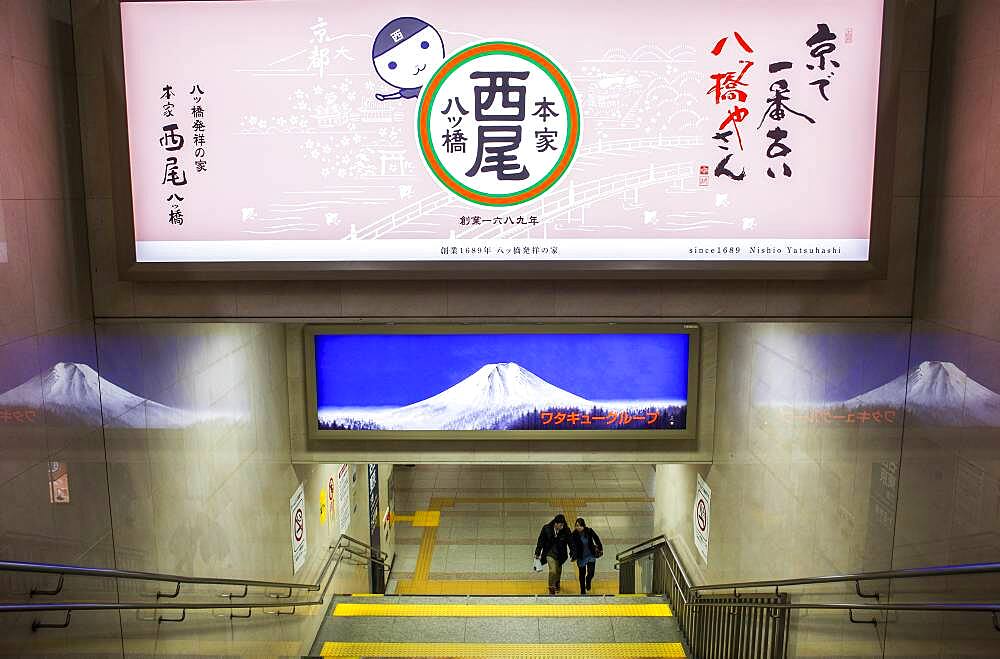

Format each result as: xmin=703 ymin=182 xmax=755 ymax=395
xmin=120 ymin=0 xmax=885 ymax=265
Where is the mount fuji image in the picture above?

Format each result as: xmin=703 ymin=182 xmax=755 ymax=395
xmin=0 ymin=362 xmax=214 ymax=429
xmin=314 ymin=331 xmax=691 ymax=432
xmin=318 ymin=361 xmax=686 ymax=431
xmin=840 ymin=360 xmax=1000 ymax=427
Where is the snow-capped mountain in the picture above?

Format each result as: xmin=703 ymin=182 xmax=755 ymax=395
xmin=0 ymin=362 xmax=197 ymax=428
xmin=320 ymin=361 xmax=595 ymax=430
xmin=843 ymin=361 xmax=1000 ymax=426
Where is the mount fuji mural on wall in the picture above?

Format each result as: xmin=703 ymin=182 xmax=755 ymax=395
xmin=842 ymin=361 xmax=1000 ymax=427
xmin=312 ymin=332 xmax=692 ymax=432
xmin=762 ymin=361 xmax=1000 ymax=428
xmin=0 ymin=362 xmax=226 ymax=429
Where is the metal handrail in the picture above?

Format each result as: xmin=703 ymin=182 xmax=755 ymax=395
xmin=684 ymin=601 xmax=1000 ymax=613
xmin=339 ymin=545 xmax=389 ymax=567
xmin=0 ymin=533 xmax=388 ymax=631
xmin=337 ymin=534 xmax=389 ymax=563
xmin=0 ymin=600 xmax=324 ymax=614
xmin=657 ymin=544 xmax=690 ymax=606
xmin=616 ymin=534 xmax=667 ymax=562
xmin=0 ymin=533 xmax=382 ymax=596
xmin=616 ymin=536 xmax=1000 ymax=600
xmin=615 ymin=534 xmax=1000 ymax=658
xmin=614 ymin=534 xmax=668 ymax=571
xmin=0 ymin=560 xmax=317 ymax=593
xmin=689 ymin=561 xmax=1000 ymax=593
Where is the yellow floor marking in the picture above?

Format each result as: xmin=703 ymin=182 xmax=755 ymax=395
xmin=393 ymin=577 xmax=619 ymax=596
xmin=334 ymin=603 xmax=671 ymax=617
xmin=320 ymin=642 xmax=686 ymax=657
xmin=428 ymin=496 xmax=652 ymax=508
xmin=394 ymin=514 xmax=415 ymax=522
xmin=557 ymin=499 xmax=578 ymax=526
xmin=412 ymin=510 xmax=441 ymax=527
xmin=412 ymin=525 xmax=437 ymax=582
xmin=401 ymin=495 xmax=644 ymax=594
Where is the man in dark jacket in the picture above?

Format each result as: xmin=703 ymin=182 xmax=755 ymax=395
xmin=534 ymin=514 xmax=571 ymax=594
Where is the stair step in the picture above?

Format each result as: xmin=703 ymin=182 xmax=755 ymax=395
xmin=318 ymin=641 xmax=687 ymax=657
xmin=333 ymin=603 xmax=672 ymax=617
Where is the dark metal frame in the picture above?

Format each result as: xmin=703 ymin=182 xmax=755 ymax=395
xmin=303 ymin=322 xmax=701 ymax=443
xmin=106 ymin=1 xmax=903 ymax=281
xmin=615 ymin=536 xmax=1000 ymax=659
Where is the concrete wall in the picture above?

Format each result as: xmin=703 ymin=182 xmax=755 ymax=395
xmin=655 ymin=322 xmax=912 ymax=658
xmin=884 ymin=0 xmax=1000 ymax=655
xmin=0 ymin=0 xmax=120 ymax=653
xmin=2 ymin=314 xmax=386 ymax=654
xmin=70 ymin=0 xmax=929 ymax=321
xmin=95 ymin=321 xmax=369 ymax=656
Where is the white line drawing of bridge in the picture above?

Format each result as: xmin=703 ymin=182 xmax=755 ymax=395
xmin=343 ymin=136 xmax=703 ymax=241
xmin=344 ymin=192 xmax=457 ymax=240
xmin=454 ymin=162 xmax=697 ymax=240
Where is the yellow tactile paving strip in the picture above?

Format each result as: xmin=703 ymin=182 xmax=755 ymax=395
xmin=393 ymin=577 xmax=619 ymax=595
xmin=333 ymin=603 xmax=672 ymax=617
xmin=394 ymin=495 xmax=653 ymax=596
xmin=412 ymin=510 xmax=441 ymax=526
xmin=413 ymin=525 xmax=438 ymax=582
xmin=426 ymin=496 xmax=652 ymax=508
xmin=320 ymin=642 xmax=686 ymax=657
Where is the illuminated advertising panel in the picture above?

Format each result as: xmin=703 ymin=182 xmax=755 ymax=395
xmin=120 ymin=1 xmax=888 ymax=276
xmin=305 ymin=324 xmax=699 ymax=440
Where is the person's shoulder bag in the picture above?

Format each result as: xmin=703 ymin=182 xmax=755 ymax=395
xmin=591 ymin=530 xmax=604 ymax=558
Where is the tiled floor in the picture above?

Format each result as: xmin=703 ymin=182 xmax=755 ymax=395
xmin=387 ymin=464 xmax=656 ymax=595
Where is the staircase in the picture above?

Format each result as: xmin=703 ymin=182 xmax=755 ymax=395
xmin=309 ymin=594 xmax=689 ymax=657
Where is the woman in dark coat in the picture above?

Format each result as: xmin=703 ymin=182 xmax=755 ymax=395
xmin=569 ymin=517 xmax=604 ymax=594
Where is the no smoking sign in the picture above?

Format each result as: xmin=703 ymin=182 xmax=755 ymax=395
xmin=290 ymin=484 xmax=307 ymax=573
xmin=693 ymin=474 xmax=711 ymax=563
xmin=294 ymin=508 xmax=305 ymax=542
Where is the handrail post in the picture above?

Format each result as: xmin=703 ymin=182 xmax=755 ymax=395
xmin=267 ymin=605 xmax=296 ymax=616
xmin=156 ymin=582 xmax=181 ymax=599
xmin=158 ymin=609 xmax=186 ymax=624
xmin=849 ymin=609 xmax=878 ymax=627
xmin=855 ymin=580 xmax=880 ymax=601
xmin=30 ymin=574 xmax=64 ymax=597
xmin=31 ymin=610 xmax=70 ymax=631
xmin=219 ymin=584 xmax=248 ymax=600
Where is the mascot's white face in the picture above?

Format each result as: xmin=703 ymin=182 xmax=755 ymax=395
xmin=374 ymin=25 xmax=445 ymax=90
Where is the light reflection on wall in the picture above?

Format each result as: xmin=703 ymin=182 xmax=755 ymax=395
xmin=0 ymin=361 xmax=242 ymax=430
xmin=748 ymin=326 xmax=1000 ymax=429
xmin=754 ymin=358 xmax=1000 ymax=429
